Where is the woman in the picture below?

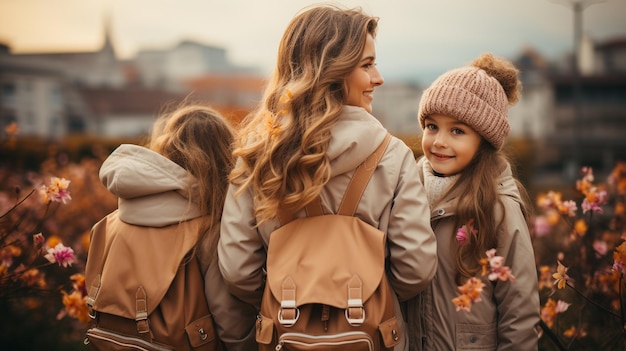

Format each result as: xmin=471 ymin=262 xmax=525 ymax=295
xmin=217 ymin=5 xmax=437 ymax=350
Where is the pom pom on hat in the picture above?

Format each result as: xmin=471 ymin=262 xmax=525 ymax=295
xmin=418 ymin=54 xmax=519 ymax=150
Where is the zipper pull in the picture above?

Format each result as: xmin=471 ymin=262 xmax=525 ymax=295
xmin=275 ymin=341 xmax=284 ymax=351
xmin=256 ymin=314 xmax=262 ymax=333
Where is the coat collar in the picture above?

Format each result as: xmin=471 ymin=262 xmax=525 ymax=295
xmin=416 ymin=157 xmax=521 ymax=221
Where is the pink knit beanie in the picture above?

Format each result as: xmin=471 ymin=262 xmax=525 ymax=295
xmin=418 ymin=65 xmax=511 ymax=150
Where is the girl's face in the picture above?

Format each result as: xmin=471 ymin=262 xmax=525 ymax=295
xmin=344 ymin=34 xmax=383 ymax=113
xmin=421 ymin=114 xmax=483 ymax=176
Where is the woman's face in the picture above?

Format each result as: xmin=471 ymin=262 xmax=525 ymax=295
xmin=421 ymin=114 xmax=483 ymax=176
xmin=344 ymin=34 xmax=384 ymax=113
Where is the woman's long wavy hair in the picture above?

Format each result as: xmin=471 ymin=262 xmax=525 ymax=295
xmin=230 ymin=5 xmax=379 ymax=224
xmin=146 ymin=103 xmax=235 ymax=256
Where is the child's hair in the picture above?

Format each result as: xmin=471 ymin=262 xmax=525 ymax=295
xmin=418 ymin=53 xmax=531 ymax=279
xmin=230 ymin=4 xmax=379 ymax=224
xmin=146 ymin=103 xmax=235 ymax=255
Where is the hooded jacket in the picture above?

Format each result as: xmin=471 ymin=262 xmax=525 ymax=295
xmin=404 ymin=157 xmax=540 ymax=351
xmin=218 ymin=105 xmax=438 ymax=351
xmin=91 ymin=144 xmax=256 ymax=351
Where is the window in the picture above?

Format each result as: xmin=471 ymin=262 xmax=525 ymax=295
xmin=1 ymin=82 xmax=16 ymax=106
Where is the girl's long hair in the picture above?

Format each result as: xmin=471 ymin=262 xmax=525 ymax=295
xmin=230 ymin=5 xmax=378 ymax=224
xmin=146 ymin=103 xmax=235 ymax=256
xmin=446 ymin=54 xmax=532 ymax=280
xmin=448 ymin=146 xmax=531 ymax=280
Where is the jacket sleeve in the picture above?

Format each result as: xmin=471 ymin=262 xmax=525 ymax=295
xmin=217 ymin=183 xmax=265 ymax=309
xmin=494 ymin=198 xmax=540 ymax=351
xmin=386 ymin=143 xmax=438 ymax=301
xmin=205 ymin=254 xmax=258 ymax=351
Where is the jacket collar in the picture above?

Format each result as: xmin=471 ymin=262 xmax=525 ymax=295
xmin=417 ymin=157 xmax=520 ymax=221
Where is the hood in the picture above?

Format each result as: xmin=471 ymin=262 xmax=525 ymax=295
xmin=99 ymin=144 xmax=201 ymax=227
xmin=326 ymin=105 xmax=389 ymax=176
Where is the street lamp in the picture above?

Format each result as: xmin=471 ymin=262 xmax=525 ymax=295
xmin=552 ymin=0 xmax=603 ymax=179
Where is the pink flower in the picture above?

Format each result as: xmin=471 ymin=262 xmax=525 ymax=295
xmin=482 ymin=249 xmax=516 ymax=282
xmin=490 ymin=266 xmax=516 ymax=282
xmin=593 ymin=240 xmax=608 ymax=257
xmin=533 ymin=216 xmax=551 ymax=237
xmin=581 ymin=189 xmax=607 ymax=214
xmin=456 ymin=219 xmax=477 ymax=245
xmin=44 ymin=243 xmax=75 ymax=268
xmin=39 ymin=177 xmax=72 ymax=204
xmin=489 ymin=255 xmax=504 ymax=269
xmin=555 ymin=300 xmax=572 ymax=313
xmin=562 ymin=200 xmax=578 ymax=217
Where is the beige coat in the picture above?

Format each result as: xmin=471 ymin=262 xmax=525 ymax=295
xmin=218 ymin=105 xmax=438 ymax=351
xmin=404 ymin=157 xmax=540 ymax=351
xmin=94 ymin=144 xmax=256 ymax=351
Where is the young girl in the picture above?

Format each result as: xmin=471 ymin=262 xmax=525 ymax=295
xmin=217 ymin=4 xmax=437 ymax=351
xmin=88 ymin=104 xmax=256 ymax=350
xmin=405 ymin=53 xmax=540 ymax=350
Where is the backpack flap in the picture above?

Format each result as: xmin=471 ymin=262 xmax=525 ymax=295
xmin=266 ymin=214 xmax=386 ymax=311
xmin=87 ymin=212 xmax=202 ymax=319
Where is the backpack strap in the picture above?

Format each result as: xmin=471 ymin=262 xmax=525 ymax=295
xmin=277 ymin=133 xmax=391 ymax=224
xmin=86 ymin=274 xmax=101 ymax=319
xmin=337 ymin=133 xmax=391 ymax=216
xmin=135 ymin=286 xmax=150 ymax=335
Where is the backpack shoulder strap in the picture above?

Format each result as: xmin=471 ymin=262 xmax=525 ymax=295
xmin=337 ymin=133 xmax=391 ymax=216
xmin=277 ymin=133 xmax=392 ymax=224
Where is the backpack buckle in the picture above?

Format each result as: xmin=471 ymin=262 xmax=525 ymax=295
xmin=278 ymin=300 xmax=299 ymax=326
xmin=346 ymin=298 xmax=365 ymax=326
xmin=86 ymin=297 xmax=97 ymax=319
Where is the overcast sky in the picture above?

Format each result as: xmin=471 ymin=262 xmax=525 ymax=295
xmin=1 ymin=0 xmax=625 ymax=84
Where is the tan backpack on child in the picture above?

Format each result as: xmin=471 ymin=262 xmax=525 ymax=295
xmin=83 ymin=212 xmax=220 ymax=351
xmin=255 ymin=133 xmax=401 ymax=351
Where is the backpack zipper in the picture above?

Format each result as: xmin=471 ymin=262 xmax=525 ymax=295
xmin=86 ymin=327 xmax=174 ymax=351
xmin=275 ymin=331 xmax=374 ymax=350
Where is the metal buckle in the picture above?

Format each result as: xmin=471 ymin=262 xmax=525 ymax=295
xmin=278 ymin=300 xmax=299 ymax=326
xmin=345 ymin=298 xmax=365 ymax=325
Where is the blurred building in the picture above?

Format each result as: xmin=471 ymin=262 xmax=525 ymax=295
xmin=0 ymin=20 xmax=264 ymax=140
xmin=540 ymin=37 xmax=626 ymax=172
xmin=134 ymin=40 xmax=258 ymax=92
xmin=7 ymin=19 xmax=125 ymax=88
xmin=0 ymin=44 xmax=96 ymax=140
xmin=184 ymin=74 xmax=266 ymax=125
xmin=80 ymin=87 xmax=186 ymax=138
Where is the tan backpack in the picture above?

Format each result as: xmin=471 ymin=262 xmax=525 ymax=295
xmin=255 ymin=133 xmax=401 ymax=351
xmin=83 ymin=212 xmax=220 ymax=351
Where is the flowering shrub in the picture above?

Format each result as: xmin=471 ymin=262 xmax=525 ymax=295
xmin=1 ymin=177 xmax=75 ymax=296
xmin=451 ymin=163 xmax=626 ymax=350
xmin=0 ymin=149 xmax=117 ymax=349
xmin=532 ymin=164 xmax=625 ymax=350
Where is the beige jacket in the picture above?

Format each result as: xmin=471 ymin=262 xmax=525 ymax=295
xmin=218 ymin=106 xmax=438 ymax=351
xmin=94 ymin=144 xmax=256 ymax=351
xmin=404 ymin=157 xmax=540 ymax=351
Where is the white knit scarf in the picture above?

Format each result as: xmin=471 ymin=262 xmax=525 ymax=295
xmin=422 ymin=160 xmax=457 ymax=209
